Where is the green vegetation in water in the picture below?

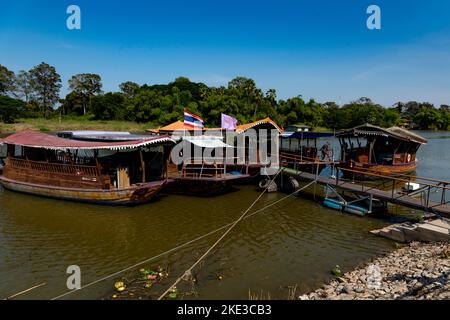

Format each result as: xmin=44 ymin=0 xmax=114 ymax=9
xmin=330 ymin=265 xmax=342 ymax=277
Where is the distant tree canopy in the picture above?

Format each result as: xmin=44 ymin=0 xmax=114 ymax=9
xmin=0 ymin=62 xmax=449 ymax=130
xmin=0 ymin=95 xmax=26 ymax=123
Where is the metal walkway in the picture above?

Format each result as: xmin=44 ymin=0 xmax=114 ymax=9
xmin=281 ymin=166 xmax=450 ymax=217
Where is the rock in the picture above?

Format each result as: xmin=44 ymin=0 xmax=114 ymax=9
xmin=299 ymin=242 xmax=450 ymax=301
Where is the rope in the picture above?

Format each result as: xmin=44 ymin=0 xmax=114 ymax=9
xmin=4 ymin=283 xmax=46 ymax=300
xmin=51 ymin=170 xmax=316 ymax=300
xmin=156 ymin=169 xmax=282 ymax=300
xmin=157 ymin=170 xmax=317 ymax=300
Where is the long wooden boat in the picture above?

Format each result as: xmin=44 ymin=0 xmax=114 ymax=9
xmin=336 ymin=124 xmax=427 ymax=180
xmin=0 ymin=130 xmax=174 ymax=205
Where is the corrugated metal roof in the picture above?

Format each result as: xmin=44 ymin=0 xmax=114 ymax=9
xmin=0 ymin=130 xmax=174 ymax=151
xmin=336 ymin=124 xmax=427 ymax=144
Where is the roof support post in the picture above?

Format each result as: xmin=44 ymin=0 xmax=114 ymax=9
xmin=140 ymin=148 xmax=146 ymax=183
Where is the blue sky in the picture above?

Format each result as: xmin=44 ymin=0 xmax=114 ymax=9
xmin=1 ymin=0 xmax=450 ymax=106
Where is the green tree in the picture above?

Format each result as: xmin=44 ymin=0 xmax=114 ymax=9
xmin=0 ymin=95 xmax=26 ymax=123
xmin=91 ymin=92 xmax=127 ymax=120
xmin=413 ymin=108 xmax=442 ymax=130
xmin=59 ymin=91 xmax=86 ymax=116
xmin=119 ymin=81 xmax=140 ymax=97
xmin=29 ymin=62 xmax=62 ymax=116
xmin=68 ymin=73 xmax=103 ymax=115
xmin=0 ymin=64 xmax=16 ymax=95
xmin=14 ymin=70 xmax=32 ymax=103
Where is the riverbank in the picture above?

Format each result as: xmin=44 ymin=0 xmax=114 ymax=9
xmin=0 ymin=118 xmax=150 ymax=134
xmin=299 ymin=242 xmax=449 ymax=300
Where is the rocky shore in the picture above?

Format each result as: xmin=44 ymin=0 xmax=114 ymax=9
xmin=299 ymin=242 xmax=449 ymax=300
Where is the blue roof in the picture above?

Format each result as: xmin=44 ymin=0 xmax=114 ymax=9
xmin=281 ymin=131 xmax=335 ymax=139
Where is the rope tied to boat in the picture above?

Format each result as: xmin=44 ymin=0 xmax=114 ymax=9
xmin=157 ymin=166 xmax=321 ymax=300
xmin=49 ymin=166 xmax=318 ymax=300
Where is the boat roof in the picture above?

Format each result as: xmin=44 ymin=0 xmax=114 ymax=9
xmin=281 ymin=131 xmax=335 ymax=139
xmin=147 ymin=117 xmax=283 ymax=134
xmin=57 ymin=130 xmax=155 ymax=141
xmin=146 ymin=121 xmax=222 ymax=134
xmin=0 ymin=130 xmax=174 ymax=151
xmin=336 ymin=124 xmax=427 ymax=144
xmin=235 ymin=117 xmax=283 ymax=134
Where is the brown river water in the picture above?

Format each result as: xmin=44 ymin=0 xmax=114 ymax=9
xmin=0 ymin=131 xmax=449 ymax=299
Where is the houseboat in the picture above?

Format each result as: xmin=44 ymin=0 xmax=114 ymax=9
xmin=147 ymin=117 xmax=283 ymax=193
xmin=165 ymin=135 xmax=250 ymax=196
xmin=336 ymin=124 xmax=427 ymax=180
xmin=0 ymin=130 xmax=174 ymax=205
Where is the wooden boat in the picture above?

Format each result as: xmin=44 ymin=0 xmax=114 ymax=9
xmin=0 ymin=130 xmax=175 ymax=205
xmin=148 ymin=117 xmax=283 ymax=184
xmin=336 ymin=124 xmax=427 ymax=180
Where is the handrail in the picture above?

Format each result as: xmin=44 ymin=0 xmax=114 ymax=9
xmin=337 ymin=166 xmax=450 ymax=191
xmin=6 ymin=157 xmax=101 ymax=177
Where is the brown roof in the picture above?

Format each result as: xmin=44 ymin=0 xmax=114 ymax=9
xmin=336 ymin=124 xmax=427 ymax=144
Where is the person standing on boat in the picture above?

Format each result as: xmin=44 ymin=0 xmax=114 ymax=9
xmin=320 ymin=142 xmax=332 ymax=161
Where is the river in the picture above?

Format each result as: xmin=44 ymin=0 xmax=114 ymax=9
xmin=0 ymin=131 xmax=448 ymax=299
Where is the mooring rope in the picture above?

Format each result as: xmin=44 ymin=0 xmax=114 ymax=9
xmin=50 ymin=169 xmax=316 ymax=300
xmin=157 ymin=169 xmax=318 ymax=300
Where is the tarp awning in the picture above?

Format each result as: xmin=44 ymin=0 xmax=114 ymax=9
xmin=183 ymin=136 xmax=234 ymax=148
xmin=0 ymin=130 xmax=174 ymax=151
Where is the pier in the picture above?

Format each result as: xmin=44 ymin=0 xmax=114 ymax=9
xmin=280 ymin=156 xmax=450 ymax=217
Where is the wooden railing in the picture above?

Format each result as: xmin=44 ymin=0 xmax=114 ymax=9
xmin=6 ymin=157 xmax=101 ymax=177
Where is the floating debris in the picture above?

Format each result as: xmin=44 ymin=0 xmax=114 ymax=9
xmin=114 ymin=281 xmax=127 ymax=292
xmin=167 ymin=286 xmax=178 ymax=300
xmin=331 ymin=265 xmax=342 ymax=277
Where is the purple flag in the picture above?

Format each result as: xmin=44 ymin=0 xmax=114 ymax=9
xmin=221 ymin=113 xmax=238 ymax=130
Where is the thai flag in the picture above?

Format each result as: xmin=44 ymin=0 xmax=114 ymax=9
xmin=184 ymin=109 xmax=204 ymax=128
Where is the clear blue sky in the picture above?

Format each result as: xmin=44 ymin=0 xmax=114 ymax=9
xmin=1 ymin=0 xmax=450 ymax=106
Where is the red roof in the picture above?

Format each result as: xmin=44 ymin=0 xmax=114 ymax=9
xmin=0 ymin=130 xmax=174 ymax=150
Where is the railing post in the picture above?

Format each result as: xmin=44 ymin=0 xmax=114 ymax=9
xmin=336 ymin=167 xmax=339 ymax=186
xmin=391 ymin=179 xmax=395 ymax=199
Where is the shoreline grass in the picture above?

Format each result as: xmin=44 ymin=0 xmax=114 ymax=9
xmin=0 ymin=117 xmax=153 ymax=134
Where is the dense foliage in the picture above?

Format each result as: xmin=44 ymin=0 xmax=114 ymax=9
xmin=1 ymin=62 xmax=449 ymax=130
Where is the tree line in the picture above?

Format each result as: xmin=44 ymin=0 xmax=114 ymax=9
xmin=1 ymin=62 xmax=450 ymax=130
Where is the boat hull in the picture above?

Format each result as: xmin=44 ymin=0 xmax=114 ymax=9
xmin=0 ymin=176 xmax=167 ymax=205
xmin=338 ymin=162 xmax=417 ymax=180
xmin=164 ymin=175 xmax=248 ymax=196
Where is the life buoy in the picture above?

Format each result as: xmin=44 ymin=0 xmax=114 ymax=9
xmin=407 ymin=154 xmax=411 ymax=162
